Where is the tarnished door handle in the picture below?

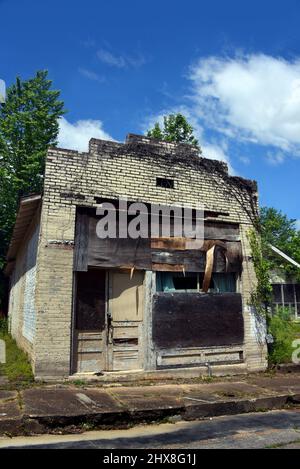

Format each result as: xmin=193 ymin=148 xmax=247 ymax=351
xmin=107 ymin=312 xmax=113 ymax=344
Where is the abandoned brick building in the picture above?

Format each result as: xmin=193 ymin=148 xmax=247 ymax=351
xmin=5 ymin=134 xmax=267 ymax=380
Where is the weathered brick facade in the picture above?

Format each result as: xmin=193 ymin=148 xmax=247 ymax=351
xmin=7 ymin=135 xmax=268 ymax=379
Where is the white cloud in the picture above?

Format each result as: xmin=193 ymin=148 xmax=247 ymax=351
xmin=58 ymin=117 xmax=114 ymax=152
xmin=78 ymin=68 xmax=105 ymax=83
xmin=266 ymin=150 xmax=286 ymax=166
xmin=96 ymin=48 xmax=146 ymax=69
xmin=189 ymin=54 xmax=300 ymax=155
xmin=239 ymin=155 xmax=250 ymax=165
xmin=97 ymin=49 xmax=126 ymax=68
xmin=295 ymin=219 xmax=300 ymax=231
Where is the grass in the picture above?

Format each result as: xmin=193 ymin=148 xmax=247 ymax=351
xmin=0 ymin=318 xmax=34 ymax=385
xmin=72 ymin=379 xmax=86 ymax=387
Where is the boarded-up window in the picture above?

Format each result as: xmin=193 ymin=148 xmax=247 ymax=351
xmin=152 ymin=292 xmax=244 ymax=348
xmin=75 ymin=269 xmax=106 ymax=331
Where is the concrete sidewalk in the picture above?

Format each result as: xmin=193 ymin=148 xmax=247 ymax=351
xmin=1 ymin=373 xmax=300 ymax=436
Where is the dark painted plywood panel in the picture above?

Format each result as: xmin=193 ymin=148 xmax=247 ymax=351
xmin=152 ymin=292 xmax=244 ymax=348
xmin=204 ymin=222 xmax=240 ymax=240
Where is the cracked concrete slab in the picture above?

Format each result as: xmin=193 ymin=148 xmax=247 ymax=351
xmin=180 ymin=381 xmax=281 ymax=404
xmin=250 ymin=375 xmax=300 ymax=395
xmin=23 ymin=388 xmax=121 ymax=418
xmin=108 ymin=385 xmax=185 ymax=411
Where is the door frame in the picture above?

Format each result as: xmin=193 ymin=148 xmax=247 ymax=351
xmin=106 ymin=269 xmax=145 ymax=371
xmin=71 ymin=268 xmax=146 ymax=374
xmin=71 ymin=268 xmax=109 ymax=374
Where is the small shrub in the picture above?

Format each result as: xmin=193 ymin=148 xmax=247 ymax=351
xmin=268 ymin=308 xmax=297 ymax=365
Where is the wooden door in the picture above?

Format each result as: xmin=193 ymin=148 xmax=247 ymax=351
xmin=73 ymin=269 xmax=107 ymax=373
xmin=108 ymin=271 xmax=144 ymax=371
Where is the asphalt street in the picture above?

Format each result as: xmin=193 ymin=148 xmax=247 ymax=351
xmin=1 ymin=408 xmax=300 ymax=449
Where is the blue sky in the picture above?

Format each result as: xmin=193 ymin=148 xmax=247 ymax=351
xmin=1 ymin=0 xmax=300 ymax=225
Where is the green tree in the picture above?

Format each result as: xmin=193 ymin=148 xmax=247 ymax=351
xmin=0 ymin=70 xmax=65 ymax=310
xmin=259 ymin=207 xmax=300 ymax=281
xmin=147 ymin=113 xmax=200 ymax=148
xmin=0 ymin=70 xmax=65 ymax=195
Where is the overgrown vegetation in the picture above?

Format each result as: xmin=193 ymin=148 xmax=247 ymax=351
xmin=247 ymin=228 xmax=273 ymax=317
xmin=247 ymin=228 xmax=300 ymax=365
xmin=0 ymin=318 xmax=33 ymax=383
xmin=268 ymin=308 xmax=300 ymax=365
xmin=147 ymin=113 xmax=200 ymax=148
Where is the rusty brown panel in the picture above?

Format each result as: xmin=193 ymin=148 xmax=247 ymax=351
xmin=152 ymin=263 xmax=185 ymax=272
xmin=225 ymin=242 xmax=243 ymax=273
xmin=151 ymin=237 xmax=187 ymax=250
xmin=151 ymin=238 xmax=232 ymax=252
xmin=152 ymin=292 xmax=244 ymax=349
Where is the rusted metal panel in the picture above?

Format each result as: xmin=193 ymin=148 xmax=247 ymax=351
xmin=152 ymin=263 xmax=185 ymax=272
xmin=151 ymin=237 xmax=188 ymax=250
xmin=151 ymin=223 xmax=240 ymax=247
xmin=152 ymin=251 xmax=205 ymax=271
xmin=152 ymin=292 xmax=244 ymax=349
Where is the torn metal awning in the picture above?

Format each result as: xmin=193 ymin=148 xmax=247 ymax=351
xmin=5 ymin=194 xmax=41 ymax=274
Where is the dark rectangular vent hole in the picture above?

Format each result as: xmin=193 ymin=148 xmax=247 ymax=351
xmin=113 ymin=338 xmax=138 ymax=345
xmin=156 ymin=177 xmax=174 ymax=189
